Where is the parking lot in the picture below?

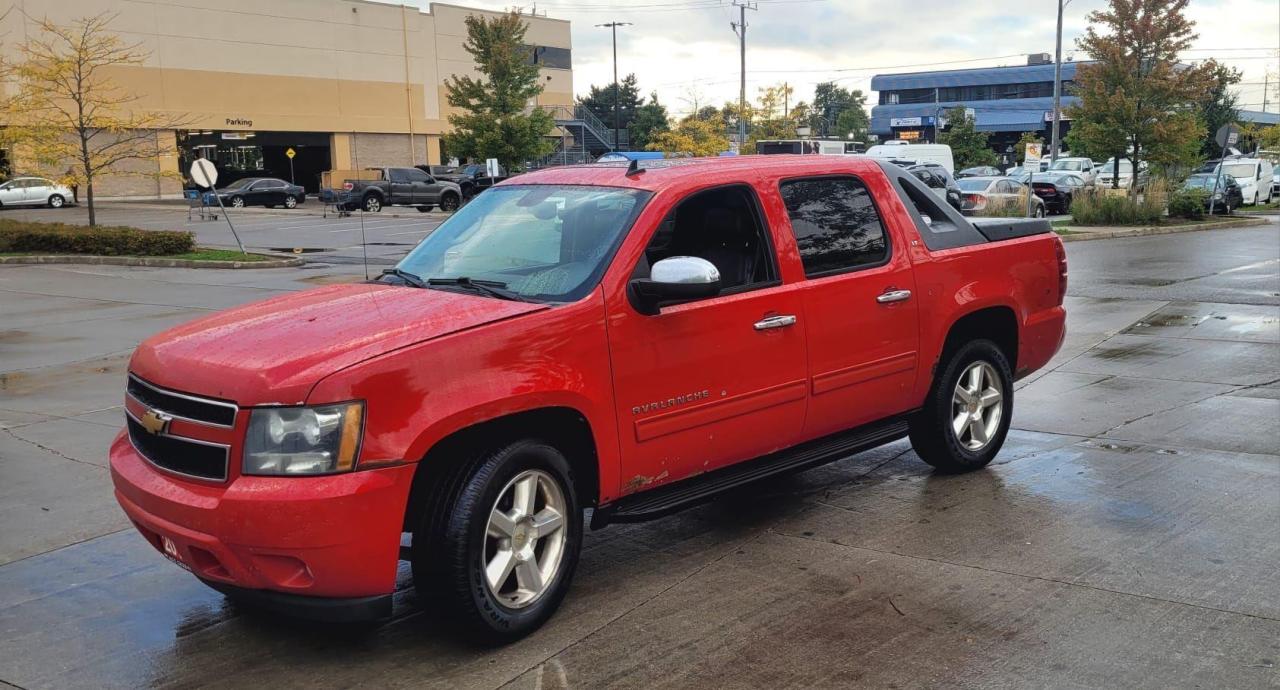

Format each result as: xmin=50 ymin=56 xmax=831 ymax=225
xmin=1 ymin=219 xmax=1278 ymax=688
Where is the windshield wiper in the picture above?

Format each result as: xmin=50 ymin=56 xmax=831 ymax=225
xmin=427 ymin=276 xmax=528 ymax=302
xmin=380 ymin=268 xmax=427 ymax=288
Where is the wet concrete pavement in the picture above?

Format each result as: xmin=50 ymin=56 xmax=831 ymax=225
xmin=1 ymin=220 xmax=1277 ymax=688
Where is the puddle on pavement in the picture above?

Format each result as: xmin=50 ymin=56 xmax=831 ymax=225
xmin=1122 ymin=303 xmax=1280 ymax=341
xmin=1090 ymin=340 xmax=1168 ymax=361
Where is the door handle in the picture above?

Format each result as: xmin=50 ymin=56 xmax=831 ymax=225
xmin=754 ymin=315 xmax=797 ymax=331
xmin=876 ymin=289 xmax=912 ymax=304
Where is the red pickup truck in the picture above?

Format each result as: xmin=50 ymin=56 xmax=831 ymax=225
xmin=110 ymin=155 xmax=1066 ymax=642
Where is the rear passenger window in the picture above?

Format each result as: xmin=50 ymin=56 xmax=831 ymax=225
xmin=779 ymin=177 xmax=889 ymax=277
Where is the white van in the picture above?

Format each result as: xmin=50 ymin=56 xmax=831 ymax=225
xmin=1215 ymin=158 xmax=1275 ymax=205
xmin=866 ymin=144 xmax=955 ymax=174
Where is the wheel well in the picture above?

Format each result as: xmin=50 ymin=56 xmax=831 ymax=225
xmin=941 ymin=306 xmax=1018 ymax=372
xmin=401 ymin=407 xmax=600 ymax=532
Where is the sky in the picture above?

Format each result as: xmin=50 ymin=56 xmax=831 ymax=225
xmin=392 ymin=0 xmax=1279 ymax=118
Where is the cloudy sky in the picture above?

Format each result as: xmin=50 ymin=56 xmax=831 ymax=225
xmin=397 ymin=0 xmax=1278 ymax=117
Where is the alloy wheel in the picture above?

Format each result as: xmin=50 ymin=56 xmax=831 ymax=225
xmin=50 ymin=196 xmax=64 ymax=208
xmin=285 ymin=196 xmax=297 ymax=208
xmin=951 ymin=361 xmax=1003 ymax=451
xmin=365 ymin=197 xmax=381 ymax=212
xmin=231 ymin=196 xmax=245 ymax=208
xmin=482 ymin=469 xmax=567 ymax=609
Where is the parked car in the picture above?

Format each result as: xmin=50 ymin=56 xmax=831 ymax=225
xmin=110 ymin=156 xmax=1067 ymax=643
xmin=957 ymin=166 xmax=1002 ymax=178
xmin=1046 ymin=157 xmax=1098 ymax=186
xmin=336 ymin=167 xmax=463 ymax=213
xmin=904 ymin=161 xmax=964 ymax=211
xmin=1210 ymin=158 xmax=1274 ymax=206
xmin=420 ymin=163 xmax=509 ymax=201
xmin=1030 ymin=172 xmax=1087 ymax=214
xmin=957 ymin=176 xmax=1047 ymax=217
xmin=1182 ymin=173 xmax=1243 ymax=213
xmin=204 ymin=178 xmax=305 ymax=209
xmin=1096 ymin=158 xmax=1149 ymax=191
xmin=0 ymin=176 xmax=75 ymax=208
xmin=1273 ymin=168 xmax=1280 ymax=198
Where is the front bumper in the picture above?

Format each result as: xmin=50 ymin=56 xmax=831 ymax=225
xmin=109 ymin=430 xmax=415 ymax=620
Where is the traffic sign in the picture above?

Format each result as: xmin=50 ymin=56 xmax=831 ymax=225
xmin=286 ymin=147 xmax=296 ymax=159
xmin=189 ymin=158 xmax=217 ymax=188
xmin=1025 ymin=142 xmax=1044 ymax=163
xmin=1215 ymin=124 xmax=1240 ymax=149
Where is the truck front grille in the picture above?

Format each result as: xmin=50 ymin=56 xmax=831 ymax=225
xmin=126 ymin=414 xmax=230 ymax=481
xmin=127 ymin=375 xmax=237 ymax=427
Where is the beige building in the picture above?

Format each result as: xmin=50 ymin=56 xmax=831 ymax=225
xmin=0 ymin=0 xmax=573 ymax=197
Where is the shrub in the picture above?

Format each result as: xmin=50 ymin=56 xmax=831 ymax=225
xmin=1070 ymin=184 xmax=1165 ymax=226
xmin=0 ymin=219 xmax=195 ymax=256
xmin=1168 ymin=187 xmax=1208 ymax=219
xmin=977 ymin=191 xmax=1035 ymax=218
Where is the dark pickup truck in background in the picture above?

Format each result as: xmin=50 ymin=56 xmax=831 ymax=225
xmin=321 ymin=167 xmax=463 ymax=213
xmin=421 ymin=164 xmax=509 ymax=201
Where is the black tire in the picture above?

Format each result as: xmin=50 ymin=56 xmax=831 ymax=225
xmin=439 ymin=192 xmax=460 ymax=213
xmin=417 ymin=205 xmax=434 ymax=213
xmin=908 ymin=339 xmax=1013 ymax=473
xmin=412 ymin=439 xmax=582 ymax=644
xmin=48 ymin=194 xmax=65 ymax=208
xmin=230 ymin=195 xmax=245 ymax=208
xmin=364 ymin=195 xmax=382 ymax=213
xmin=284 ymin=195 xmax=298 ymax=209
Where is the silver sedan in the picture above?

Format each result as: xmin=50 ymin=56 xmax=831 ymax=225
xmin=0 ymin=177 xmax=76 ymax=208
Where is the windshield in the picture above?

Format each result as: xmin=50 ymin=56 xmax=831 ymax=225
xmin=1050 ymin=160 xmax=1083 ymax=171
xmin=1222 ymin=163 xmax=1256 ymax=180
xmin=394 ymin=185 xmax=651 ymax=302
xmin=957 ymin=179 xmax=992 ymax=191
xmin=1185 ymin=174 xmax=1229 ymax=190
xmin=1047 ymin=173 xmax=1082 ymax=185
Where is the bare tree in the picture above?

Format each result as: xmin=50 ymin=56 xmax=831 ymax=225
xmin=2 ymin=13 xmax=187 ymax=225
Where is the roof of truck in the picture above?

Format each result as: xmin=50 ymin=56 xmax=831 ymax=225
xmin=503 ymin=155 xmax=887 ymax=192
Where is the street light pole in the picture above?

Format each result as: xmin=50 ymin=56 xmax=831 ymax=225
xmin=596 ymin=22 xmax=632 ymax=152
xmin=1050 ymin=0 xmax=1065 ymax=164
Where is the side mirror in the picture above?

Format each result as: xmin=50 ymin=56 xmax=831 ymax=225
xmin=629 ymin=256 xmax=722 ymax=316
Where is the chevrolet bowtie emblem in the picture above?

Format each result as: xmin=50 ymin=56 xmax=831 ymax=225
xmin=139 ymin=409 xmax=172 ymax=436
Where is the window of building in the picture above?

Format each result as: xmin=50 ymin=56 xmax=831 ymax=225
xmin=779 ymin=177 xmax=888 ymax=277
xmin=526 ymin=45 xmax=572 ymax=70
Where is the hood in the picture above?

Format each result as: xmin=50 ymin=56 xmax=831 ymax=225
xmin=129 ymin=283 xmax=548 ymax=406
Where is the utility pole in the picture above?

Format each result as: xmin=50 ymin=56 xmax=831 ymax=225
xmin=1263 ymin=73 xmax=1269 ymax=113
xmin=596 ymin=22 xmax=632 ymax=151
xmin=1049 ymin=0 xmax=1066 ymax=164
xmin=731 ymin=1 xmax=757 ymax=151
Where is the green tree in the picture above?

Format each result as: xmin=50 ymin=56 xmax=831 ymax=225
xmin=834 ymin=108 xmax=869 ymax=141
xmin=939 ymin=107 xmax=997 ymax=169
xmin=812 ymin=82 xmax=868 ymax=137
xmin=1196 ymin=63 xmax=1241 ymax=158
xmin=628 ymin=93 xmax=669 ymax=150
xmin=1068 ymin=0 xmax=1216 ymax=194
xmin=579 ymin=73 xmax=642 ymax=138
xmin=443 ymin=12 xmax=554 ymax=171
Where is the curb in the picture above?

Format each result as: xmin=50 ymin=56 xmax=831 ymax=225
xmin=1058 ymin=216 xmax=1269 ymax=242
xmin=107 ymin=201 xmax=452 ymax=219
xmin=0 ymin=254 xmax=305 ymax=269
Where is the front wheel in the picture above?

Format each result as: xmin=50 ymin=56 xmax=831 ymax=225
xmin=439 ymin=193 xmax=460 ymax=213
xmin=230 ymin=196 xmax=245 ymax=208
xmin=412 ymin=440 xmax=582 ymax=644
xmin=48 ymin=194 xmax=65 ymax=208
xmin=908 ymin=339 xmax=1013 ymax=473
xmin=1034 ymin=204 xmax=1045 ymax=218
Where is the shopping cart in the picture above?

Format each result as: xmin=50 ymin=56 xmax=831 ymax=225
xmin=185 ymin=189 xmax=219 ymax=221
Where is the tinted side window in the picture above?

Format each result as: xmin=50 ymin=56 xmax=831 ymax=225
xmin=779 ymin=177 xmax=889 ymax=277
xmin=404 ymin=169 xmax=432 ymax=183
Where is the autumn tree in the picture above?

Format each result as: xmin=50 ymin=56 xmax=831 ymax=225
xmin=1068 ymin=0 xmax=1216 ymax=194
xmin=645 ymin=118 xmax=729 ymax=157
xmin=938 ymin=107 xmax=997 ymax=169
xmin=2 ymin=13 xmax=189 ymax=226
xmin=443 ymin=12 xmax=554 ymax=172
xmin=745 ymin=83 xmax=798 ymax=152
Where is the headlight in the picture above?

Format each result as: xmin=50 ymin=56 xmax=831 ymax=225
xmin=243 ymin=402 xmax=364 ymax=476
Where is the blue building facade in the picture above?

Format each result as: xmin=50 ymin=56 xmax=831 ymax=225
xmin=870 ymin=58 xmax=1082 ymax=162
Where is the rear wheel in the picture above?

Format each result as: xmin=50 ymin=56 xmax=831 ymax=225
xmin=363 ymin=195 xmax=382 ymax=213
xmin=908 ymin=339 xmax=1013 ymax=473
xmin=417 ymin=205 xmax=434 ymax=213
xmin=411 ymin=439 xmax=581 ymax=644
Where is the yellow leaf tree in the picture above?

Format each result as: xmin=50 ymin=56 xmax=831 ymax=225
xmin=645 ymin=118 xmax=730 ymax=158
xmin=2 ymin=13 xmax=187 ymax=226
